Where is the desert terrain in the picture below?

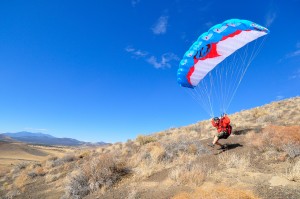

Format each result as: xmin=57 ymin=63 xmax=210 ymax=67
xmin=0 ymin=97 xmax=300 ymax=199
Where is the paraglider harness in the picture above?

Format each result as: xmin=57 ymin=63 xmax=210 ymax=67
xmin=220 ymin=125 xmax=232 ymax=139
xmin=219 ymin=113 xmax=232 ymax=139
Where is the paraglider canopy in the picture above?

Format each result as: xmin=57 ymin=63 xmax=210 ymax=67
xmin=178 ymin=19 xmax=269 ymax=116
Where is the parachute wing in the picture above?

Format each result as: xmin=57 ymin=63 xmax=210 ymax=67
xmin=177 ymin=19 xmax=269 ymax=88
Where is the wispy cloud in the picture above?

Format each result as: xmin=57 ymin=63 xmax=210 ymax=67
xmin=147 ymin=53 xmax=180 ymax=69
xmin=279 ymin=41 xmax=300 ymax=62
xmin=265 ymin=2 xmax=277 ymax=27
xmin=125 ymin=46 xmax=179 ymax=69
xmin=285 ymin=50 xmax=300 ymax=59
xmin=131 ymin=0 xmax=141 ymax=7
xmin=265 ymin=11 xmax=276 ymax=27
xmin=289 ymin=69 xmax=300 ymax=79
xmin=125 ymin=46 xmax=148 ymax=58
xmin=24 ymin=127 xmax=48 ymax=132
xmin=152 ymin=16 xmax=169 ymax=35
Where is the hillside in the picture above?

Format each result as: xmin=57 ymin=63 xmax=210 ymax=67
xmin=0 ymin=142 xmax=76 ymax=175
xmin=0 ymin=97 xmax=299 ymax=199
xmin=0 ymin=132 xmax=109 ymax=146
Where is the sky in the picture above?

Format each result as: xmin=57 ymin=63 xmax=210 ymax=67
xmin=0 ymin=0 xmax=299 ymax=143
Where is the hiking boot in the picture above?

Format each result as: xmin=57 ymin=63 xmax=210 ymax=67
xmin=219 ymin=145 xmax=227 ymax=150
xmin=207 ymin=143 xmax=215 ymax=148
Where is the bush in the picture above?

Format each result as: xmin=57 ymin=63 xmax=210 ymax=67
xmin=285 ymin=159 xmax=300 ymax=182
xmin=218 ymin=152 xmax=250 ymax=171
xmin=169 ymin=163 xmax=209 ymax=186
xmin=61 ymin=154 xmax=76 ymax=162
xmin=136 ymin=135 xmax=157 ymax=146
xmin=282 ymin=143 xmax=300 ymax=158
xmin=28 ymin=167 xmax=46 ymax=178
xmin=247 ymin=125 xmax=300 ymax=158
xmin=47 ymin=153 xmax=76 ymax=168
xmin=65 ymin=170 xmax=90 ymax=199
xmin=64 ymin=153 xmax=130 ymax=198
xmin=83 ymin=154 xmax=129 ymax=191
xmin=12 ymin=162 xmax=29 ymax=173
xmin=162 ymin=138 xmax=209 ymax=162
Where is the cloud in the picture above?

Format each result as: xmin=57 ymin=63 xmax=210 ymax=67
xmin=125 ymin=46 xmax=148 ymax=58
xmin=24 ymin=127 xmax=48 ymax=132
xmin=285 ymin=50 xmax=300 ymax=59
xmin=265 ymin=2 xmax=277 ymax=27
xmin=152 ymin=16 xmax=169 ymax=35
xmin=265 ymin=12 xmax=276 ymax=27
xmin=147 ymin=53 xmax=179 ymax=69
xmin=125 ymin=46 xmax=179 ymax=69
xmin=289 ymin=69 xmax=300 ymax=79
xmin=279 ymin=41 xmax=300 ymax=62
xmin=131 ymin=0 xmax=140 ymax=7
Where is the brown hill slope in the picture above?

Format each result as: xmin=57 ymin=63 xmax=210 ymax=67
xmin=0 ymin=96 xmax=299 ymax=199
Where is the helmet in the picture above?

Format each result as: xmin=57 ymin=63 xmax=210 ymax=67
xmin=213 ymin=117 xmax=220 ymax=121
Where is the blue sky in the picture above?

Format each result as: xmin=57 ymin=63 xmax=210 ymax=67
xmin=0 ymin=0 xmax=299 ymax=143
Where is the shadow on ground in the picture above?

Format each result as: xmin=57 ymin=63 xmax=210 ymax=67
xmin=225 ymin=143 xmax=243 ymax=151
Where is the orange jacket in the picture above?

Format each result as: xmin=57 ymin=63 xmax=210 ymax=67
xmin=211 ymin=115 xmax=231 ymax=134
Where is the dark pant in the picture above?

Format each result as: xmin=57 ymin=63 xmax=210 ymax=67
xmin=217 ymin=131 xmax=230 ymax=139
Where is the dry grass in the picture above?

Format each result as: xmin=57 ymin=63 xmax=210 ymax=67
xmin=14 ymin=171 xmax=30 ymax=189
xmin=46 ymin=153 xmax=76 ymax=168
xmin=172 ymin=185 xmax=260 ymax=199
xmin=0 ymin=168 xmax=9 ymax=178
xmin=136 ymin=135 xmax=157 ymax=146
xmin=64 ymin=153 xmax=130 ymax=198
xmin=218 ymin=152 xmax=251 ymax=171
xmin=246 ymin=125 xmax=300 ymax=158
xmin=285 ymin=159 xmax=300 ymax=182
xmin=169 ymin=163 xmax=210 ymax=186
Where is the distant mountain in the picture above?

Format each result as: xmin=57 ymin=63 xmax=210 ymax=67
xmin=0 ymin=134 xmax=16 ymax=142
xmin=3 ymin=131 xmax=54 ymax=138
xmin=0 ymin=131 xmax=109 ymax=146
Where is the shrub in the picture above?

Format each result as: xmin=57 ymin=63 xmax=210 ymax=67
xmin=218 ymin=152 xmax=250 ymax=171
xmin=5 ymin=189 xmax=21 ymax=199
xmin=248 ymin=125 xmax=300 ymax=158
xmin=282 ymin=143 xmax=300 ymax=158
xmin=28 ymin=167 xmax=46 ymax=178
xmin=169 ymin=163 xmax=208 ymax=186
xmin=47 ymin=156 xmax=58 ymax=161
xmin=12 ymin=162 xmax=29 ymax=173
xmin=136 ymin=135 xmax=157 ymax=146
xmin=61 ymin=153 xmax=76 ymax=162
xmin=45 ymin=173 xmax=62 ymax=183
xmin=64 ymin=153 xmax=130 ymax=198
xmin=162 ymin=138 xmax=209 ymax=162
xmin=14 ymin=172 xmax=29 ymax=189
xmin=149 ymin=143 xmax=166 ymax=163
xmin=85 ymin=154 xmax=129 ymax=190
xmin=47 ymin=153 xmax=76 ymax=168
xmin=285 ymin=159 xmax=300 ymax=182
xmin=65 ymin=170 xmax=90 ymax=199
